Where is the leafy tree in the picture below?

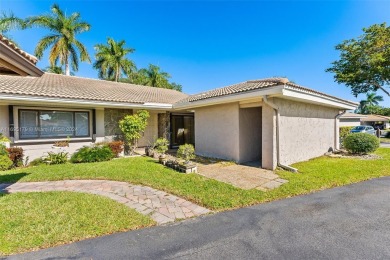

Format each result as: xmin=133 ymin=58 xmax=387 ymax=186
xmin=43 ymin=65 xmax=75 ymax=75
xmin=0 ymin=11 xmax=26 ymax=46
xmin=358 ymin=92 xmax=384 ymax=114
xmin=44 ymin=66 xmax=63 ymax=74
xmin=358 ymin=105 xmax=390 ymax=116
xmin=138 ymin=64 xmax=171 ymax=88
xmin=26 ymin=4 xmax=91 ymax=76
xmin=119 ymin=110 xmax=149 ymax=154
xmin=327 ymin=23 xmax=390 ymax=97
xmin=120 ymin=64 xmax=184 ymax=91
xmin=170 ymin=82 xmax=183 ymax=92
xmin=93 ymin=38 xmax=136 ymax=82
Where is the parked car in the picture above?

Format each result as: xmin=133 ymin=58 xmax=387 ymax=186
xmin=350 ymin=126 xmax=376 ymax=135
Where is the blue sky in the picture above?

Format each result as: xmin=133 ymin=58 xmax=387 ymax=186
xmin=0 ymin=0 xmax=389 ymax=105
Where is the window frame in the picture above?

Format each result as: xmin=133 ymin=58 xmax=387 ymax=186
xmin=18 ymin=109 xmax=91 ymax=140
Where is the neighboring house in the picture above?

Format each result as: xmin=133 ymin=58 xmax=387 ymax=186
xmin=361 ymin=115 xmax=390 ymax=129
xmin=0 ymin=35 xmax=357 ymax=170
xmin=339 ymin=112 xmax=367 ymax=127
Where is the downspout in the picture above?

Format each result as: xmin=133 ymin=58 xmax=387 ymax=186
xmin=263 ymin=95 xmax=298 ymax=173
xmin=334 ymin=110 xmax=347 ymax=151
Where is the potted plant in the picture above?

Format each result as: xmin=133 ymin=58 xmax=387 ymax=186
xmin=177 ymin=144 xmax=197 ymax=173
xmin=154 ymin=137 xmax=169 ymax=164
xmin=145 ymin=139 xmax=155 ymax=157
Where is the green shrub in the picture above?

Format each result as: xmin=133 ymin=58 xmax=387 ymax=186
xmin=29 ymin=157 xmax=46 ymax=166
xmin=44 ymin=151 xmax=68 ymax=165
xmin=177 ymin=144 xmax=196 ymax=164
xmin=0 ymin=144 xmax=8 ymax=156
xmin=0 ymin=155 xmax=13 ymax=171
xmin=107 ymin=141 xmax=124 ymax=157
xmin=119 ymin=110 xmax=150 ymax=154
xmin=6 ymin=147 xmax=24 ymax=167
xmin=71 ymin=145 xmax=114 ymax=163
xmin=154 ymin=138 xmax=169 ymax=155
xmin=0 ymin=133 xmax=10 ymax=143
xmin=343 ymin=133 xmax=380 ymax=154
xmin=339 ymin=126 xmax=354 ymax=140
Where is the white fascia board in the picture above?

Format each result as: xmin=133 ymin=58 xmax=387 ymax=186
xmin=173 ymin=85 xmax=284 ymax=110
xmin=281 ymin=88 xmax=358 ymax=110
xmin=0 ymin=94 xmax=173 ymax=110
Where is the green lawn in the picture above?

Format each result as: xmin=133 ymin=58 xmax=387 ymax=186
xmin=380 ymin=137 xmax=390 ymax=143
xmin=0 ymin=191 xmax=154 ymax=255
xmin=1 ymin=148 xmax=390 ymax=211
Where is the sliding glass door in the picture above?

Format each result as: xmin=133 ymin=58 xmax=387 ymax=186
xmin=171 ymin=114 xmax=194 ymax=147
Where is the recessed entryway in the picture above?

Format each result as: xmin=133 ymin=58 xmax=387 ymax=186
xmin=239 ymin=107 xmax=262 ymax=165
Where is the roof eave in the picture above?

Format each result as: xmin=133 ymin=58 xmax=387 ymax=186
xmin=0 ymin=41 xmax=43 ymax=77
xmin=0 ymin=94 xmax=174 ymax=110
xmin=173 ymin=85 xmax=284 ymax=109
xmin=173 ymin=84 xmax=358 ymax=110
xmin=281 ymin=87 xmax=358 ymax=110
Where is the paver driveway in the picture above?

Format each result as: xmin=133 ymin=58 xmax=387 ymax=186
xmin=0 ymin=180 xmax=210 ymax=224
xmin=8 ymin=176 xmax=390 ymax=260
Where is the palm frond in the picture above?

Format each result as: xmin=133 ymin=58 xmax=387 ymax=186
xmin=34 ymin=34 xmax=59 ymax=59
xmin=0 ymin=11 xmax=26 ymax=33
xmin=69 ymin=44 xmax=79 ymax=71
xmin=74 ymin=39 xmax=91 ymax=63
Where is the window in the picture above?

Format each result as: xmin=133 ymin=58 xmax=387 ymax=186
xmin=19 ymin=109 xmax=90 ymax=139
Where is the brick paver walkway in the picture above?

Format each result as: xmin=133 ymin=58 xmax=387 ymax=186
xmin=0 ymin=180 xmax=211 ymax=224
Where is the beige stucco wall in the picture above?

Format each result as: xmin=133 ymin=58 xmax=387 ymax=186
xmin=95 ymin=108 xmax=105 ymax=143
xmin=239 ymin=107 xmax=262 ymax=163
xmin=137 ymin=111 xmax=158 ymax=147
xmin=195 ymin=102 xmax=240 ymax=161
xmin=339 ymin=118 xmax=361 ymax=127
xmin=262 ymin=103 xmax=277 ymax=170
xmin=0 ymin=105 xmax=9 ymax=138
xmin=273 ymin=98 xmax=339 ymax=166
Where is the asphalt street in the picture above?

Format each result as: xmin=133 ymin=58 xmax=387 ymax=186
xmin=7 ymin=177 xmax=390 ymax=260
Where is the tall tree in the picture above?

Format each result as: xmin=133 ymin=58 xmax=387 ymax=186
xmin=43 ymin=65 xmax=74 ymax=75
xmin=93 ymin=38 xmax=135 ymax=82
xmin=26 ymin=4 xmax=91 ymax=76
xmin=327 ymin=23 xmax=390 ymax=97
xmin=170 ymin=82 xmax=183 ymax=92
xmin=119 ymin=64 xmax=184 ymax=92
xmin=0 ymin=11 xmax=26 ymax=45
xmin=138 ymin=64 xmax=171 ymax=88
xmin=358 ymin=92 xmax=384 ymax=114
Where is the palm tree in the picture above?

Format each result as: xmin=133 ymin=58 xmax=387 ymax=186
xmin=26 ymin=4 xmax=91 ymax=76
xmin=358 ymin=92 xmax=384 ymax=114
xmin=43 ymin=65 xmax=74 ymax=75
xmin=93 ymin=38 xmax=135 ymax=82
xmin=138 ymin=64 xmax=171 ymax=88
xmin=0 ymin=11 xmax=26 ymax=46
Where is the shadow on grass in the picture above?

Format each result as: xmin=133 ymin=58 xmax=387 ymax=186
xmin=0 ymin=172 xmax=29 ymax=192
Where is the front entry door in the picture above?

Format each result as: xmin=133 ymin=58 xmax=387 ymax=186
xmin=171 ymin=114 xmax=194 ymax=147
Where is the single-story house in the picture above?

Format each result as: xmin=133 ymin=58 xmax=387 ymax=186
xmin=339 ymin=112 xmax=367 ymax=127
xmin=0 ymin=35 xmax=357 ymax=170
xmin=361 ymin=115 xmax=390 ymax=129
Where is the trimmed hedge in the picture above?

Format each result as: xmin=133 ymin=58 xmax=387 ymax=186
xmin=71 ymin=145 xmax=114 ymax=163
xmin=343 ymin=133 xmax=379 ymax=154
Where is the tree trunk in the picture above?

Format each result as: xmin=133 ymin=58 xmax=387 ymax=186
xmin=65 ymin=53 xmax=70 ymax=76
xmin=115 ymin=65 xmax=119 ymax=82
